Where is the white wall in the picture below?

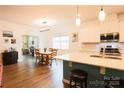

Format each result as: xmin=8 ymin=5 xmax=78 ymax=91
xmin=0 ymin=20 xmax=41 ymax=58
xmin=39 ymin=22 xmax=85 ymax=55
xmin=41 ymin=13 xmax=124 ymax=54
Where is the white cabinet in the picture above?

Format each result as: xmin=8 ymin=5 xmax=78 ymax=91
xmin=100 ymin=14 xmax=119 ymax=33
xmin=79 ymin=14 xmax=120 ymax=43
xmin=79 ymin=20 xmax=100 ymax=43
xmin=119 ymin=21 xmax=124 ymax=42
xmin=100 ymin=20 xmax=119 ymax=33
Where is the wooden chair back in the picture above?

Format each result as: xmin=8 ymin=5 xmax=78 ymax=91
xmin=49 ymin=48 xmax=58 ymax=58
xmin=35 ymin=49 xmax=41 ymax=58
xmin=35 ymin=49 xmax=40 ymax=52
xmin=41 ymin=54 xmax=48 ymax=62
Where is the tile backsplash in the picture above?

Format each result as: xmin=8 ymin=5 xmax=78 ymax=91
xmin=81 ymin=43 xmax=124 ymax=53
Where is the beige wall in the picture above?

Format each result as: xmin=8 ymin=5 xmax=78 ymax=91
xmin=0 ymin=20 xmax=41 ymax=57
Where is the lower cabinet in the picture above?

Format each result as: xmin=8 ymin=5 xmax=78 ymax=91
xmin=0 ymin=65 xmax=3 ymax=87
xmin=105 ymin=68 xmax=124 ymax=88
xmin=2 ymin=51 xmax=18 ymax=65
xmin=63 ymin=60 xmax=124 ymax=88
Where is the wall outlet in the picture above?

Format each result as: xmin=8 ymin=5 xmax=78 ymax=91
xmin=100 ymin=67 xmax=106 ymax=75
xmin=68 ymin=62 xmax=72 ymax=67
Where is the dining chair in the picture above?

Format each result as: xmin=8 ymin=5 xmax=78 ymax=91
xmin=35 ymin=51 xmax=42 ymax=63
xmin=41 ymin=53 xmax=51 ymax=65
xmin=35 ymin=48 xmax=40 ymax=53
xmin=49 ymin=48 xmax=58 ymax=66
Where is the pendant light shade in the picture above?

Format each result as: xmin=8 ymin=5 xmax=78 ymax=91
xmin=76 ymin=5 xmax=80 ymax=26
xmin=76 ymin=14 xmax=80 ymax=26
xmin=99 ymin=6 xmax=105 ymax=21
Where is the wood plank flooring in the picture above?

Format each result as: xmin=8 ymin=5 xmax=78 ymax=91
xmin=2 ymin=55 xmax=65 ymax=88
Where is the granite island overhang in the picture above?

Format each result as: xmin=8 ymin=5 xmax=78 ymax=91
xmin=54 ymin=52 xmax=124 ymax=88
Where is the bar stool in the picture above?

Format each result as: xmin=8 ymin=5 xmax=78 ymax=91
xmin=70 ymin=69 xmax=88 ymax=88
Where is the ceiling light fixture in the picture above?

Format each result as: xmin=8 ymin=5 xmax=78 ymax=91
xmin=42 ymin=21 xmax=47 ymax=24
xmin=76 ymin=5 xmax=80 ymax=26
xmin=99 ymin=5 xmax=106 ymax=21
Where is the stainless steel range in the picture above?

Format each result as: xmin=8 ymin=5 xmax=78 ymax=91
xmin=100 ymin=45 xmax=121 ymax=56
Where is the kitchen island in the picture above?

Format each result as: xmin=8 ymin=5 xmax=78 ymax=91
xmin=54 ymin=52 xmax=124 ymax=87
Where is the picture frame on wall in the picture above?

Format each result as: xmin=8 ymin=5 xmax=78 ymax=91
xmin=72 ymin=32 xmax=78 ymax=42
xmin=11 ymin=39 xmax=16 ymax=44
xmin=3 ymin=31 xmax=13 ymax=37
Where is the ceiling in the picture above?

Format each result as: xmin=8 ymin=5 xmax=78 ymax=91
xmin=0 ymin=5 xmax=124 ymax=27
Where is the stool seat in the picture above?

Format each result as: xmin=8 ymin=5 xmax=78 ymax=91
xmin=71 ymin=69 xmax=87 ymax=79
xmin=70 ymin=69 xmax=88 ymax=88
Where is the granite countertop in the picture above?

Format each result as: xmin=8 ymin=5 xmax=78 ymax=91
xmin=54 ymin=52 xmax=124 ymax=71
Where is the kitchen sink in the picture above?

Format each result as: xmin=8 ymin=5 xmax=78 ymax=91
xmin=90 ymin=55 xmax=103 ymax=58
xmin=90 ymin=55 xmax=122 ymax=60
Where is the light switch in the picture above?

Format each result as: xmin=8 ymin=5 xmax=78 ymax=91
xmin=69 ymin=62 xmax=72 ymax=67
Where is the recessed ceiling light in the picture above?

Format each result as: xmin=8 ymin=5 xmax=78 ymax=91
xmin=33 ymin=18 xmax=57 ymax=26
xmin=42 ymin=21 xmax=47 ymax=24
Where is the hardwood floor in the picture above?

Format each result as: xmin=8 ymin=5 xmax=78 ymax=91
xmin=2 ymin=55 xmax=65 ymax=88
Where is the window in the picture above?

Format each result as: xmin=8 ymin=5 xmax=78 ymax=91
xmin=52 ymin=36 xmax=69 ymax=49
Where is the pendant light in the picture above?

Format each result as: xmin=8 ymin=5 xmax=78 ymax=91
xmin=99 ymin=6 xmax=106 ymax=21
xmin=76 ymin=5 xmax=80 ymax=26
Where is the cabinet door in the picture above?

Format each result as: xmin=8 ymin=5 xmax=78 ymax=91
xmin=119 ymin=21 xmax=124 ymax=42
xmin=79 ymin=21 xmax=100 ymax=43
xmin=89 ymin=26 xmax=100 ymax=43
xmin=100 ymin=20 xmax=119 ymax=33
xmin=100 ymin=15 xmax=119 ymax=33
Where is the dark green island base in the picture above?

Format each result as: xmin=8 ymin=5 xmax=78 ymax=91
xmin=63 ymin=60 xmax=124 ymax=88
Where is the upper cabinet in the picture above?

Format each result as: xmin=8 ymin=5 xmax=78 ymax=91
xmin=79 ymin=14 xmax=121 ymax=43
xmin=100 ymin=14 xmax=119 ymax=34
xmin=79 ymin=20 xmax=100 ymax=43
xmin=118 ymin=14 xmax=124 ymax=42
xmin=119 ymin=21 xmax=124 ymax=42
